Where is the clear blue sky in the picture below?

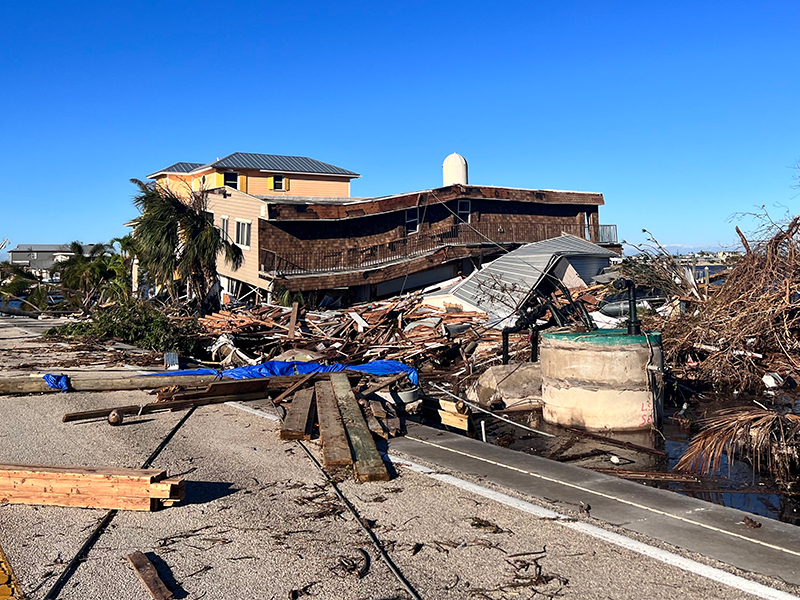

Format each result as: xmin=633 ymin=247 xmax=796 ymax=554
xmin=1 ymin=1 xmax=798 ymax=257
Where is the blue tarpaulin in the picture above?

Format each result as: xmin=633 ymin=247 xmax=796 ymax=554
xmin=141 ymin=359 xmax=418 ymax=386
xmin=43 ymin=374 xmax=70 ymax=391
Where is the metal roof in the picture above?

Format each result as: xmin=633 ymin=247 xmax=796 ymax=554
xmin=197 ymin=152 xmax=360 ymax=177
xmin=446 ymin=235 xmax=618 ymax=326
xmin=253 ymin=195 xmax=368 ymax=205
xmin=9 ymin=244 xmax=93 ymax=253
xmin=147 ymin=162 xmax=204 ymax=177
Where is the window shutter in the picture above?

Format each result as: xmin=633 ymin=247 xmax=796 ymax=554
xmin=283 ymin=177 xmax=289 ymax=192
xmin=239 ymin=174 xmax=247 ymax=193
xmin=267 ymin=176 xmax=275 ymax=190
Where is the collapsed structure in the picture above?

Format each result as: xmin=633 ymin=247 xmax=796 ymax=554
xmin=145 ymin=152 xmax=619 ymax=304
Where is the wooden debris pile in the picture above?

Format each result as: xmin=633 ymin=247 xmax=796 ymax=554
xmin=198 ymin=295 xmax=530 ymax=384
xmin=661 ymin=217 xmax=800 ymax=392
xmin=0 ymin=464 xmax=184 ymax=511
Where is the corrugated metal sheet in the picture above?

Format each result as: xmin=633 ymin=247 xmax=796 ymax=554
xmin=448 ymin=235 xmax=617 ymax=326
xmin=205 ymin=152 xmax=359 ymax=177
xmin=149 ymin=162 xmax=203 ymax=176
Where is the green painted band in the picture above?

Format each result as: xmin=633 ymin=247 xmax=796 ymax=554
xmin=541 ymin=328 xmax=662 ymax=346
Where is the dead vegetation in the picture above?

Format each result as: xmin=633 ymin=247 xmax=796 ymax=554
xmin=641 ymin=217 xmax=800 ymax=393
xmin=676 ymin=406 xmax=800 ymax=489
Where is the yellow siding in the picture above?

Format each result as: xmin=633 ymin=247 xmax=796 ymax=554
xmin=206 ymin=188 xmax=262 ymax=289
xmin=247 ymin=173 xmax=350 ymax=197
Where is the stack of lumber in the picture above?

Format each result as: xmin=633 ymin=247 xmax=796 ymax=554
xmin=279 ymin=372 xmax=391 ymax=482
xmin=0 ymin=464 xmax=184 ymax=511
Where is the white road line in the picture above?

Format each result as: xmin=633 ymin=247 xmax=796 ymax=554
xmin=405 ymin=435 xmax=800 ymax=559
xmin=225 ymin=400 xmax=800 ymax=600
xmin=391 ymin=455 xmax=800 ymax=600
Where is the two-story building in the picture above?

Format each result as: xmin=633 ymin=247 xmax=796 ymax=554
xmin=7 ymin=244 xmax=95 ymax=281
xmin=145 ymin=152 xmax=618 ymax=304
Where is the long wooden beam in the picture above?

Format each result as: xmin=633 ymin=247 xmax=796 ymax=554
xmin=0 ymin=373 xmax=221 ymax=395
xmin=331 ymin=373 xmax=390 ymax=482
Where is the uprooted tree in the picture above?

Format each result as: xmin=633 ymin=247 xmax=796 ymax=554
xmin=130 ymin=179 xmax=243 ymax=310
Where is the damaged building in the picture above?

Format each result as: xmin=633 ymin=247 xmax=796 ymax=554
xmin=145 ymin=152 xmax=619 ymax=304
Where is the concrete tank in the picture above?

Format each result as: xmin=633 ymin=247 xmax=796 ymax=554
xmin=540 ymin=329 xmax=663 ymax=431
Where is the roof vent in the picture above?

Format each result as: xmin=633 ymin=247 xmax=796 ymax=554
xmin=443 ymin=153 xmax=468 ymax=186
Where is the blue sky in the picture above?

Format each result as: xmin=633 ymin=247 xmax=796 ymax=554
xmin=1 ymin=1 xmax=798 ymax=258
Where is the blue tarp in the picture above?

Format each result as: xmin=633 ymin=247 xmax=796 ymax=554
xmin=141 ymin=359 xmax=418 ymax=386
xmin=43 ymin=374 xmax=70 ymax=391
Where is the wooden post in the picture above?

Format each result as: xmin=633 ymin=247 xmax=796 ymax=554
xmin=288 ymin=301 xmax=299 ymax=340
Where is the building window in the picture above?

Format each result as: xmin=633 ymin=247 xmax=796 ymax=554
xmin=405 ymin=208 xmax=419 ymax=235
xmin=224 ymin=172 xmax=238 ymax=189
xmin=457 ymin=200 xmax=471 ymax=223
xmin=273 ymin=175 xmax=285 ymax=191
xmin=235 ymin=220 xmax=251 ymax=248
xmin=220 ymin=216 xmax=230 ymax=242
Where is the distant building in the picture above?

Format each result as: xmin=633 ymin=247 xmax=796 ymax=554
xmin=143 ymin=152 xmax=619 ymax=303
xmin=7 ymin=244 xmax=95 ymax=280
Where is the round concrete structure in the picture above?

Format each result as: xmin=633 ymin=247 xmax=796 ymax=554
xmin=540 ymin=329 xmax=663 ymax=431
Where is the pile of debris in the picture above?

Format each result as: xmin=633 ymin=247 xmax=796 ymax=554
xmin=198 ymin=295 xmax=531 ymax=386
xmin=661 ymin=217 xmax=800 ymax=393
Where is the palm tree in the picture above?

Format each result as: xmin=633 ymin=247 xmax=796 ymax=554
xmin=56 ymin=242 xmax=116 ymax=308
xmin=130 ymin=180 xmax=243 ymax=309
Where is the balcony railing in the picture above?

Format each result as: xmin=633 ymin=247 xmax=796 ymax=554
xmin=260 ymin=221 xmax=616 ymax=276
xmin=598 ymin=224 xmax=618 ymax=244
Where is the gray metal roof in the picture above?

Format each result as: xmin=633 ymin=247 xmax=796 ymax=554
xmin=199 ymin=152 xmax=360 ymax=177
xmin=9 ymin=244 xmax=93 ymax=253
xmin=446 ymin=235 xmax=617 ymax=327
xmin=253 ymin=195 xmax=368 ymax=205
xmin=147 ymin=162 xmax=204 ymax=177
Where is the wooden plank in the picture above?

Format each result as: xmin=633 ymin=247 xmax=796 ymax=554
xmin=126 ymin=551 xmax=174 ymax=600
xmin=270 ymin=372 xmax=316 ymax=405
xmin=314 ymin=380 xmax=352 ymax=467
xmin=0 ymin=373 xmax=220 ymax=395
xmin=0 ymin=490 xmax=153 ymax=511
xmin=0 ymin=464 xmax=165 ymax=481
xmin=438 ymin=410 xmax=469 ymax=430
xmin=280 ymin=388 xmax=316 ymax=440
xmin=62 ymin=392 xmax=270 ymax=423
xmin=0 ymin=541 xmax=24 ymax=600
xmin=0 ymin=465 xmax=184 ymax=511
xmin=330 ymin=373 xmax=390 ymax=482
xmin=369 ymin=400 xmax=387 ymax=419
xmin=62 ymin=373 xmax=361 ymax=423
xmin=287 ymin=301 xmax=299 ymax=340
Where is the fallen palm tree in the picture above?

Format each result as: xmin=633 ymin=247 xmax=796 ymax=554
xmin=676 ymin=406 xmax=800 ymax=489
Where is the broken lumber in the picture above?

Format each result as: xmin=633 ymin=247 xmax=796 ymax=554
xmin=287 ymin=301 xmax=299 ymax=340
xmin=126 ymin=551 xmax=173 ymax=600
xmin=280 ymin=387 xmax=316 ymax=440
xmin=0 ymin=464 xmax=184 ymax=511
xmin=63 ymin=373 xmax=353 ymax=422
xmin=0 ymin=373 xmax=220 ymax=395
xmin=62 ymin=391 xmax=270 ymax=422
xmin=315 ymin=380 xmax=353 ymax=467
xmin=330 ymin=373 xmax=390 ymax=482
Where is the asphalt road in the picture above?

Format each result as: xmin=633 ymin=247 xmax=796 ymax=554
xmin=0 ymin=316 xmax=797 ymax=599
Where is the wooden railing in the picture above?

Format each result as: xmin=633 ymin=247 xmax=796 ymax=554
xmin=260 ymin=221 xmax=613 ymax=276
